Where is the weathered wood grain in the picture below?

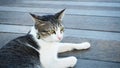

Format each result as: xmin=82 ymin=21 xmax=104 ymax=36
xmin=0 ymin=11 xmax=120 ymax=32
xmin=76 ymin=59 xmax=120 ymax=68
xmin=1 ymin=1 xmax=120 ymax=11
xmin=0 ymin=6 xmax=120 ymax=17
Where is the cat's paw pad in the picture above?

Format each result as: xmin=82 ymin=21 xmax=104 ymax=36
xmin=69 ymin=56 xmax=77 ymax=67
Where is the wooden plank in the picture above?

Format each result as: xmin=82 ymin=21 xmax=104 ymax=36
xmin=0 ymin=6 xmax=120 ymax=17
xmin=1 ymin=1 xmax=120 ymax=11
xmin=0 ymin=33 xmax=24 ymax=48
xmin=64 ymin=15 xmax=120 ymax=32
xmin=65 ymin=29 xmax=120 ymax=41
xmin=76 ymin=59 xmax=120 ymax=68
xmin=0 ymin=24 xmax=120 ymax=41
xmin=0 ymin=24 xmax=30 ymax=34
xmin=0 ymin=0 xmax=120 ymax=3
xmin=0 ymin=11 xmax=120 ymax=32
xmin=23 ymin=1 xmax=120 ymax=7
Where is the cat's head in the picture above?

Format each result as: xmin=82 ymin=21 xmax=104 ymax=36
xmin=30 ymin=9 xmax=65 ymax=42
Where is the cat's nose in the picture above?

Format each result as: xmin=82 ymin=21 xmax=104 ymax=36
xmin=58 ymin=36 xmax=62 ymax=40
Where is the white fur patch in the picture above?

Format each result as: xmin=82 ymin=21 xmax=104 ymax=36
xmin=29 ymin=26 xmax=91 ymax=68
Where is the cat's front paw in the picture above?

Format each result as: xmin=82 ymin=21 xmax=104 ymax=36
xmin=76 ymin=42 xmax=91 ymax=50
xmin=82 ymin=42 xmax=91 ymax=49
xmin=68 ymin=56 xmax=77 ymax=67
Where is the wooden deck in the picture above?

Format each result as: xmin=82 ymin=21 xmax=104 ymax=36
xmin=0 ymin=0 xmax=120 ymax=68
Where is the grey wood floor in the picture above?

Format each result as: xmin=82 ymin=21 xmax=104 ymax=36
xmin=0 ymin=0 xmax=120 ymax=68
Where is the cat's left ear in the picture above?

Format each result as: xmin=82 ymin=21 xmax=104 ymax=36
xmin=29 ymin=13 xmax=44 ymax=24
xmin=55 ymin=9 xmax=66 ymax=21
xmin=29 ymin=13 xmax=40 ymax=19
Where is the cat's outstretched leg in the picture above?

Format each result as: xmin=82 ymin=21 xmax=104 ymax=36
xmin=58 ymin=42 xmax=91 ymax=53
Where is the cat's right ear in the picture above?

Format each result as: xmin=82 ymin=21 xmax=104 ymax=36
xmin=29 ymin=13 xmax=43 ymax=24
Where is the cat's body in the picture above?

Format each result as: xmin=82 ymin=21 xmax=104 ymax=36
xmin=0 ymin=9 xmax=90 ymax=68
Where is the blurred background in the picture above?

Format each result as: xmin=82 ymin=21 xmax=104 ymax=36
xmin=0 ymin=0 xmax=120 ymax=68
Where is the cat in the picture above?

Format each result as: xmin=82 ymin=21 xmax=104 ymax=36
xmin=0 ymin=9 xmax=91 ymax=68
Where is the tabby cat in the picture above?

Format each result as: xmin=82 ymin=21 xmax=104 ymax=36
xmin=0 ymin=9 xmax=90 ymax=68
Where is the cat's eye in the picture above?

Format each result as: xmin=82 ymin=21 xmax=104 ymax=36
xmin=60 ymin=27 xmax=64 ymax=33
xmin=51 ymin=30 xmax=56 ymax=34
xmin=41 ymin=30 xmax=48 ymax=34
xmin=41 ymin=30 xmax=48 ymax=33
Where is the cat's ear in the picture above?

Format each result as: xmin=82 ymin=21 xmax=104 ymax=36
xmin=29 ymin=13 xmax=44 ymax=24
xmin=29 ymin=13 xmax=39 ymax=19
xmin=55 ymin=9 xmax=66 ymax=21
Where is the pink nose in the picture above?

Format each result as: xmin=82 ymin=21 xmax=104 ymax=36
xmin=58 ymin=36 xmax=62 ymax=40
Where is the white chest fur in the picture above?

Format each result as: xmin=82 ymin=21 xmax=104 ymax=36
xmin=29 ymin=27 xmax=59 ymax=67
xmin=39 ymin=41 xmax=59 ymax=67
